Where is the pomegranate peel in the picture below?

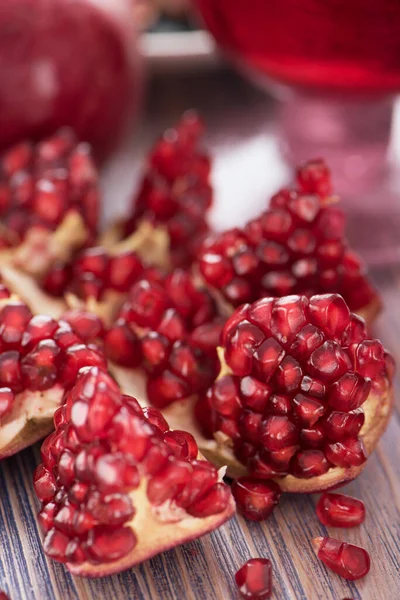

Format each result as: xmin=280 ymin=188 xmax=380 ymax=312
xmin=34 ymin=367 xmax=235 ymax=577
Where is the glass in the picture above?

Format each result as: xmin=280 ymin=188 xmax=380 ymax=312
xmin=194 ymin=0 xmax=400 ymax=264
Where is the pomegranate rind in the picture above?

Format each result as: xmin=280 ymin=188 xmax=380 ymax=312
xmin=66 ymin=475 xmax=235 ymax=577
xmin=101 ymin=219 xmax=171 ymax=270
xmin=112 ymin=364 xmax=393 ymax=494
xmin=0 ymin=212 xmax=89 ymax=278
xmin=0 ymin=386 xmax=64 ymax=459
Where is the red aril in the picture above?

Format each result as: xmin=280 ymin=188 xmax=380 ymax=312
xmin=235 ymin=558 xmax=272 ymax=599
xmin=232 ymin=477 xmax=281 ymax=521
xmin=316 ymin=492 xmax=366 ymax=527
xmin=312 ymin=536 xmax=370 ymax=580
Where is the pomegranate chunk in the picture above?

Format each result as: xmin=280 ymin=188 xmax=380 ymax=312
xmin=316 ymin=493 xmax=366 ymax=527
xmin=107 ymin=269 xmax=221 ymax=408
xmin=197 ymin=293 xmax=394 ymax=491
xmin=232 ymin=477 xmax=281 ymax=521
xmin=0 ymin=130 xmax=99 ymax=278
xmin=0 ymin=294 xmax=106 ymax=459
xmin=197 ymin=160 xmax=378 ymax=314
xmin=312 ymin=536 xmax=370 ymax=580
xmin=34 ymin=367 xmax=234 ymax=576
xmin=115 ymin=111 xmax=213 ymax=269
xmin=235 ymin=558 xmax=273 ymax=599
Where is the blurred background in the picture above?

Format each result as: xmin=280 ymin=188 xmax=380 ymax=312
xmin=2 ymin=0 xmax=400 ymax=263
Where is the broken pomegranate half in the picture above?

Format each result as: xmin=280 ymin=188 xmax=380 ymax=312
xmin=197 ymin=159 xmax=380 ymax=324
xmin=103 ymin=111 xmax=213 ymax=269
xmin=0 ymin=129 xmax=99 ymax=284
xmin=33 ymin=367 xmax=235 ymax=577
xmin=188 ymin=293 xmax=394 ymax=493
xmin=0 ymin=293 xmax=106 ymax=459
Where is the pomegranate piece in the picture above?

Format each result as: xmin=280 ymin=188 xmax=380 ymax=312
xmin=0 ymin=293 xmax=106 ymax=459
xmin=0 ymin=0 xmax=137 ymax=159
xmin=195 ymin=293 xmax=394 ymax=493
xmin=111 ymin=112 xmax=213 ymax=269
xmin=0 ymin=129 xmax=99 ymax=279
xmin=197 ymin=160 xmax=379 ymax=316
xmin=34 ymin=367 xmax=235 ymax=576
xmin=316 ymin=492 xmax=366 ymax=527
xmin=312 ymin=536 xmax=370 ymax=580
xmin=235 ymin=558 xmax=272 ymax=599
xmin=107 ymin=269 xmax=221 ymax=408
xmin=232 ymin=477 xmax=281 ymax=521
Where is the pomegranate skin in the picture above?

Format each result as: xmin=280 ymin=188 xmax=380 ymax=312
xmin=0 ymin=0 xmax=139 ymax=158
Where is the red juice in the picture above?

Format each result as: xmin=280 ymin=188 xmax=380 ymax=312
xmin=195 ymin=0 xmax=400 ymax=92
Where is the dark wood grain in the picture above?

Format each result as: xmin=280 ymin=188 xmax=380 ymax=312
xmin=1 ymin=69 xmax=399 ymax=600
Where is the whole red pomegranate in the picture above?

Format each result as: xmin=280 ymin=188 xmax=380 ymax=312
xmin=0 ymin=0 xmax=139 ymax=158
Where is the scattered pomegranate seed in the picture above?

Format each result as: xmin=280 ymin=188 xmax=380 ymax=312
xmin=198 ymin=160 xmax=378 ymax=313
xmin=235 ymin=558 xmax=272 ymax=599
xmin=33 ymin=367 xmax=234 ymax=571
xmin=232 ymin=477 xmax=281 ymax=521
xmin=197 ymin=293 xmax=393 ymax=482
xmin=312 ymin=536 xmax=370 ymax=580
xmin=316 ymin=493 xmax=366 ymax=527
xmin=0 ymin=591 xmax=9 ymax=600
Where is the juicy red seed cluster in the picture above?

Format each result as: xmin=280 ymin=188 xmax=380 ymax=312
xmin=42 ymin=246 xmax=150 ymax=300
xmin=0 ymin=128 xmax=99 ymax=247
xmin=196 ymin=293 xmax=393 ymax=479
xmin=123 ymin=111 xmax=213 ymax=268
xmin=316 ymin=492 xmax=365 ymax=527
xmin=313 ymin=536 xmax=370 ymax=580
xmin=0 ymin=302 xmax=106 ymax=417
xmin=235 ymin=558 xmax=273 ymax=599
xmin=34 ymin=367 xmax=230 ymax=566
xmin=197 ymin=160 xmax=377 ymax=312
xmin=105 ymin=270 xmax=222 ymax=408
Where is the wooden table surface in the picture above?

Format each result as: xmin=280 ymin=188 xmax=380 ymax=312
xmin=1 ymin=69 xmax=399 ymax=600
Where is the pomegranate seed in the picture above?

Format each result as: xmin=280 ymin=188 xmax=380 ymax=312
xmin=291 ymin=450 xmax=330 ymax=478
xmin=312 ymin=536 xmax=370 ymax=580
xmin=261 ymin=416 xmax=298 ymax=451
xmin=86 ymin=526 xmax=137 ymax=563
xmin=107 ymin=251 xmax=144 ymax=291
xmin=0 ymin=351 xmax=22 ymax=391
xmin=62 ymin=310 xmax=104 ymax=344
xmin=21 ymin=340 xmax=61 ymax=390
xmin=323 ymin=409 xmax=365 ymax=441
xmin=33 ymin=464 xmax=57 ymax=502
xmin=186 ymin=482 xmax=231 ymax=517
xmin=325 ymin=438 xmax=367 ymax=468
xmin=232 ymin=477 xmax=281 ymax=521
xmin=142 ymin=407 xmax=169 ymax=433
xmin=0 ymin=302 xmax=32 ymax=346
xmin=297 ymin=159 xmax=332 ymax=196
xmin=0 ymin=591 xmax=9 ymax=600
xmin=163 ymin=430 xmax=198 ymax=460
xmin=316 ymin=493 xmax=366 ymax=527
xmin=147 ymin=458 xmax=193 ymax=504
xmin=104 ymin=321 xmax=141 ymax=367
xmin=235 ymin=558 xmax=272 ymax=599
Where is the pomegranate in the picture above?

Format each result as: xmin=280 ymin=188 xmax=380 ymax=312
xmin=312 ymin=536 xmax=370 ymax=580
xmin=0 ymin=291 xmax=106 ymax=458
xmin=197 ymin=159 xmax=380 ymax=324
xmin=0 ymin=0 xmax=138 ymax=158
xmin=104 ymin=111 xmax=213 ymax=269
xmin=235 ymin=558 xmax=272 ymax=599
xmin=186 ymin=294 xmax=394 ymax=493
xmin=316 ymin=492 xmax=366 ymax=527
xmin=33 ymin=367 xmax=235 ymax=576
xmin=0 ymin=129 xmax=99 ymax=284
xmin=106 ymin=269 xmax=223 ymax=408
